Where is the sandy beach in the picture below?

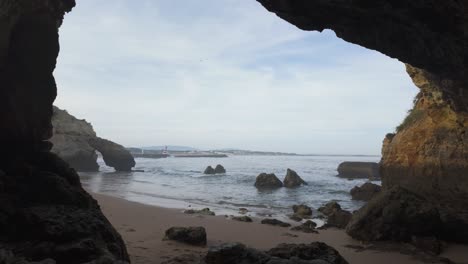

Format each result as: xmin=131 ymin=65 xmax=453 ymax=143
xmin=91 ymin=192 xmax=468 ymax=264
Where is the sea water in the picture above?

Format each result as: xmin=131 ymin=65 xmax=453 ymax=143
xmin=80 ymin=155 xmax=380 ymax=220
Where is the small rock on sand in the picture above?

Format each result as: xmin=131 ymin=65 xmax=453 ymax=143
xmin=163 ymin=227 xmax=207 ymax=246
xmin=261 ymin=219 xmax=291 ymax=227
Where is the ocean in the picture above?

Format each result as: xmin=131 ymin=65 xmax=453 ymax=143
xmin=80 ymin=155 xmax=380 ymax=221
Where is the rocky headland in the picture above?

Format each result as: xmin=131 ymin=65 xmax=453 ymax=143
xmin=51 ymin=106 xmax=135 ymax=172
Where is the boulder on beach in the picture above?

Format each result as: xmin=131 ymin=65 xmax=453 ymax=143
xmin=183 ymin=208 xmax=215 ymax=216
xmin=214 ymin=164 xmax=226 ymax=174
xmin=261 ymin=219 xmax=291 ymax=227
xmin=267 ymin=242 xmax=349 ymax=264
xmin=231 ymin=216 xmax=253 ymax=222
xmin=327 ymin=210 xmax=352 ymax=229
xmin=163 ymin=226 xmax=207 ymax=246
xmin=204 ymin=242 xmax=348 ymax=264
xmin=337 ymin=162 xmax=380 ymax=180
xmin=318 ymin=201 xmax=342 ymax=217
xmin=346 ymin=187 xmax=457 ymax=242
xmin=350 ymin=182 xmax=382 ymax=201
xmin=254 ymin=173 xmax=283 ymax=189
xmin=290 ymin=220 xmax=318 ymax=234
xmin=292 ymin=204 xmax=312 ymax=219
xmin=283 ymin=168 xmax=308 ymax=188
xmin=204 ymin=166 xmax=216 ymax=174
xmin=318 ymin=201 xmax=352 ymax=229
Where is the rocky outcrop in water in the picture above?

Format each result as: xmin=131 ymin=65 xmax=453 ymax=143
xmin=214 ymin=164 xmax=226 ymax=174
xmin=258 ymin=0 xmax=468 ymax=242
xmin=350 ymin=182 xmax=382 ymax=201
xmin=255 ymin=173 xmax=283 ymax=189
xmin=51 ymin=107 xmax=135 ymax=171
xmin=337 ymin=162 xmax=380 ymax=180
xmin=0 ymin=1 xmax=129 ymax=262
xmin=204 ymin=165 xmax=226 ymax=174
xmin=283 ymin=168 xmax=307 ymax=188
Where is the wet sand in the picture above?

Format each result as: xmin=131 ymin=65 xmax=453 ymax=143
xmin=92 ymin=192 xmax=468 ymax=264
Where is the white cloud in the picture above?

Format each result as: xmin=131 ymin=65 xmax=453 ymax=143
xmin=54 ymin=0 xmax=418 ymax=154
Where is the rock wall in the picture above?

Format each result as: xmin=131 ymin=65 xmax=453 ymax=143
xmin=51 ymin=106 xmax=136 ymax=172
xmin=0 ymin=0 xmax=130 ymax=262
xmin=381 ymin=65 xmax=468 ymax=203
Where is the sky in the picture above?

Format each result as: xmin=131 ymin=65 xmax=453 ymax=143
xmin=54 ymin=0 xmax=418 ymax=155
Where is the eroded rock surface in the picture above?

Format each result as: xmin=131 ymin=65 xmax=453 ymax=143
xmin=51 ymin=107 xmax=135 ymax=171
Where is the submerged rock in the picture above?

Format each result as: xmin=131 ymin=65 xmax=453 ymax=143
xmin=214 ymin=164 xmax=226 ymax=174
xmin=283 ymin=169 xmax=307 ymax=188
xmin=336 ymin=162 xmax=380 ymax=180
xmin=350 ymin=182 xmax=381 ymax=201
xmin=204 ymin=166 xmax=216 ymax=174
xmin=261 ymin=219 xmax=291 ymax=227
xmin=164 ymin=227 xmax=207 ymax=246
xmin=255 ymin=173 xmax=283 ymax=189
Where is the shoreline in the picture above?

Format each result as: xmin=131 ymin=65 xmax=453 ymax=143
xmin=90 ymin=191 xmax=468 ymax=264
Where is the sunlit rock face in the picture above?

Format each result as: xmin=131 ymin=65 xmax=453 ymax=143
xmin=258 ymin=0 xmax=468 ymax=241
xmin=382 ymin=65 xmax=468 ymax=201
xmin=0 ymin=0 xmax=130 ymax=262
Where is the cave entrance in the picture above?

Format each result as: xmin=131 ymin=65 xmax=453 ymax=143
xmin=54 ymin=0 xmax=418 ymax=156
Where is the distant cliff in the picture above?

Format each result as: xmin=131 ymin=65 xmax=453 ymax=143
xmin=50 ymin=106 xmax=135 ymax=171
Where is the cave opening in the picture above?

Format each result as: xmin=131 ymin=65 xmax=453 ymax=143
xmin=1 ymin=0 xmax=467 ymax=263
